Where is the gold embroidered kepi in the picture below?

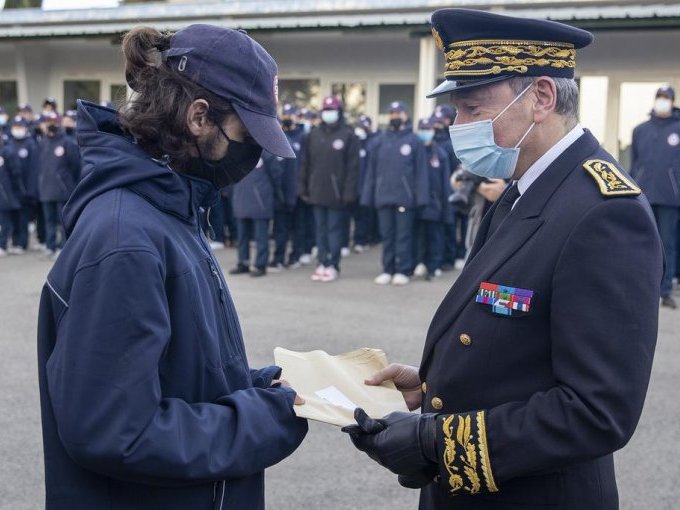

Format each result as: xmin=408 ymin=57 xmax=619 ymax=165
xmin=428 ymin=9 xmax=593 ymax=98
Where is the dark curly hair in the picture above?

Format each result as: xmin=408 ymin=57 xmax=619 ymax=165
xmin=117 ymin=27 xmax=234 ymax=170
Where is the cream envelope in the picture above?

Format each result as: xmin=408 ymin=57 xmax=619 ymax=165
xmin=273 ymin=347 xmax=410 ymax=427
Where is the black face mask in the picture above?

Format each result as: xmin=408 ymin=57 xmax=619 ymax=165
xmin=389 ymin=118 xmax=403 ymax=130
xmin=281 ymin=119 xmax=294 ymax=129
xmin=65 ymin=127 xmax=75 ymax=136
xmin=188 ymin=124 xmax=263 ymax=189
xmin=47 ymin=125 xmax=59 ymax=136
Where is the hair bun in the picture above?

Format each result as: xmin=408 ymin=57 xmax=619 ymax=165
xmin=122 ymin=27 xmax=172 ymax=92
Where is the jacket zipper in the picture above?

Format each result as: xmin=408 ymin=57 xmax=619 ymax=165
xmin=254 ymin=188 xmax=266 ymax=210
xmin=212 ymin=480 xmax=226 ymax=509
xmin=56 ymin=172 xmax=69 ymax=195
xmin=668 ymin=168 xmax=679 ymax=197
xmin=401 ymin=175 xmax=414 ymax=202
xmin=331 ymin=174 xmax=341 ymax=200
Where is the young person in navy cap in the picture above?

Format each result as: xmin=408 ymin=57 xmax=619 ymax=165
xmin=299 ymin=95 xmax=360 ymax=282
xmin=37 ymin=25 xmax=307 ymax=510
xmin=361 ymin=101 xmax=429 ymax=286
xmin=413 ymin=117 xmax=452 ymax=280
xmin=0 ymin=136 xmax=23 ymax=256
xmin=630 ymin=85 xmax=680 ymax=309
xmin=353 ymin=114 xmax=380 ymax=252
xmin=5 ymin=116 xmax=38 ymax=253
xmin=36 ymin=111 xmax=81 ymax=257
xmin=269 ymin=103 xmax=302 ymax=270
xmin=344 ymin=9 xmax=662 ymax=510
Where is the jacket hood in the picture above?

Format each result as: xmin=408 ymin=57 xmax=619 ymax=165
xmin=63 ymin=100 xmax=216 ymax=235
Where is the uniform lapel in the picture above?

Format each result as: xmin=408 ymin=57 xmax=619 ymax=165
xmin=420 ymin=131 xmax=600 ymax=374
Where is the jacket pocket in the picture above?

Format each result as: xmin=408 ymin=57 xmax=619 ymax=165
xmin=668 ymin=168 xmax=679 ymax=197
xmin=401 ymin=175 xmax=414 ymax=202
xmin=331 ymin=174 xmax=341 ymax=200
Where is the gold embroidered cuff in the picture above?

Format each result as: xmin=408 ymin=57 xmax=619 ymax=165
xmin=437 ymin=411 xmax=498 ymax=495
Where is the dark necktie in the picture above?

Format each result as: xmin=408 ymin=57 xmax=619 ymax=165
xmin=486 ymin=183 xmax=521 ymax=240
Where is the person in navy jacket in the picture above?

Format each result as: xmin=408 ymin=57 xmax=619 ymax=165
xmin=343 ymin=10 xmax=663 ymax=510
xmin=361 ymin=101 xmax=429 ymax=286
xmin=352 ymin=114 xmax=381 ymax=252
xmin=269 ymin=105 xmax=300 ymax=270
xmin=37 ymin=25 xmax=307 ymax=510
xmin=230 ymin=155 xmax=277 ymax=277
xmin=413 ymin=118 xmax=452 ymax=279
xmin=630 ymin=85 xmax=680 ymax=309
xmin=6 ymin=116 xmax=38 ymax=252
xmin=0 ymin=139 xmax=23 ymax=256
xmin=36 ymin=112 xmax=81 ymax=255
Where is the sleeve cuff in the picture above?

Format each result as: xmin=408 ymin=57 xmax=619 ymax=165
xmin=436 ymin=410 xmax=498 ymax=495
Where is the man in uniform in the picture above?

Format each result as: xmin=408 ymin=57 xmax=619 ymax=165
xmin=343 ymin=9 xmax=663 ymax=509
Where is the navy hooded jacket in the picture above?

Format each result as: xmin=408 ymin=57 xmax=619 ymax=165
xmin=37 ymin=101 xmax=307 ymax=510
xmin=630 ymin=108 xmax=680 ymax=207
xmin=360 ymin=127 xmax=429 ymax=209
xmin=0 ymin=144 xmax=23 ymax=211
xmin=262 ymin=150 xmax=297 ymax=211
xmin=419 ymin=142 xmax=452 ymax=222
xmin=37 ymin=130 xmax=81 ymax=203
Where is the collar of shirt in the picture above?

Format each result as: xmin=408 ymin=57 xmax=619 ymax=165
xmin=512 ymin=124 xmax=585 ymax=207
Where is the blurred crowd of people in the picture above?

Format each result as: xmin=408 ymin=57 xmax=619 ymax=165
xmin=2 ymin=90 xmax=679 ymax=297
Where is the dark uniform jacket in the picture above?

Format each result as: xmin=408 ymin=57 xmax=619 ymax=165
xmin=232 ymin=157 xmax=276 ymax=220
xmin=0 ymin=144 xmax=23 ymax=210
xmin=360 ymin=127 xmax=430 ymax=210
xmin=418 ymin=130 xmax=662 ymax=510
xmin=299 ymin=121 xmax=360 ymax=208
xmin=37 ymin=131 xmax=81 ymax=203
xmin=420 ymin=142 xmax=452 ymax=223
xmin=630 ymin=108 xmax=680 ymax=207
xmin=37 ymin=101 xmax=307 ymax=510
xmin=8 ymin=135 xmax=39 ymax=202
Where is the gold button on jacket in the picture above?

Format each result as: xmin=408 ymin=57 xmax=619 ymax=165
xmin=460 ymin=333 xmax=472 ymax=346
xmin=431 ymin=397 xmax=443 ymax=410
xmin=421 ymin=382 xmax=427 ymax=393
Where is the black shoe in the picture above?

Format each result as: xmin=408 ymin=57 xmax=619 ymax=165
xmin=229 ymin=263 xmax=250 ymax=275
xmin=661 ymin=296 xmax=677 ymax=309
xmin=250 ymin=267 xmax=266 ymax=278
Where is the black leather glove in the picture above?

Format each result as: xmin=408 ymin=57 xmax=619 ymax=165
xmin=341 ymin=408 xmax=437 ymax=477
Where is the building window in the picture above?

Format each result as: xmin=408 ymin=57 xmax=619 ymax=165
xmin=63 ymin=80 xmax=101 ymax=111
xmin=0 ymin=81 xmax=18 ymax=115
xmin=110 ymin=84 xmax=128 ymax=106
xmin=3 ymin=0 xmax=42 ymax=8
xmin=331 ymin=82 xmax=366 ymax=121
xmin=378 ymin=83 xmax=415 ymax=126
xmin=278 ymin=79 xmax=321 ymax=111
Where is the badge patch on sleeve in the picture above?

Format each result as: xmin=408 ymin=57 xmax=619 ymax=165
xmin=583 ymin=159 xmax=640 ymax=197
xmin=476 ymin=282 xmax=533 ymax=317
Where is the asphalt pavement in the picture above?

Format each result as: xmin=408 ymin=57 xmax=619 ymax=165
xmin=0 ymin=245 xmax=678 ymax=509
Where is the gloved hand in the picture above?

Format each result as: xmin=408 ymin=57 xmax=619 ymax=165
xmin=341 ymin=408 xmax=437 ymax=477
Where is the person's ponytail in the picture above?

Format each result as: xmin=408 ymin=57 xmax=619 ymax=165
xmin=121 ymin=27 xmax=172 ymax=93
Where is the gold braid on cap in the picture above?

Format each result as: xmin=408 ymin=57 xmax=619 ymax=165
xmin=443 ymin=39 xmax=576 ymax=77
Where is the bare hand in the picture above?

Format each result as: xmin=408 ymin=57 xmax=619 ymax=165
xmin=478 ymin=179 xmax=508 ymax=203
xmin=273 ymin=379 xmax=305 ymax=405
xmin=364 ymin=363 xmax=422 ymax=411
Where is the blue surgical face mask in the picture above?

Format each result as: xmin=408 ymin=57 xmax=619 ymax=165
xmin=449 ymin=84 xmax=535 ymax=179
xmin=417 ymin=130 xmax=435 ymax=144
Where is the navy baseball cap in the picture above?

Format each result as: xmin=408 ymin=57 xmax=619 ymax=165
xmin=428 ymin=9 xmax=593 ymax=97
xmin=356 ymin=114 xmax=372 ymax=129
xmin=388 ymin=101 xmax=408 ymax=114
xmin=656 ymin=85 xmax=675 ymax=101
xmin=18 ymin=103 xmax=32 ymax=113
xmin=11 ymin=115 xmax=28 ymax=127
xmin=282 ymin=103 xmax=298 ymax=116
xmin=160 ymin=24 xmax=295 ymax=159
xmin=418 ymin=118 xmax=435 ymax=130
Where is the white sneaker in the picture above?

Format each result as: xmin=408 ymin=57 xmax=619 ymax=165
xmin=374 ymin=273 xmax=392 ymax=285
xmin=391 ymin=273 xmax=410 ymax=286
xmin=287 ymin=261 xmax=302 ymax=270
xmin=311 ymin=265 xmax=326 ymax=281
xmin=353 ymin=245 xmax=366 ymax=254
xmin=7 ymin=247 xmax=25 ymax=255
xmin=311 ymin=246 xmax=318 ymax=258
xmin=0 ymin=248 xmax=6 ymax=257
xmin=320 ymin=266 xmax=339 ymax=282
xmin=209 ymin=241 xmax=225 ymax=251
xmin=434 ymin=268 xmax=443 ymax=278
xmin=341 ymin=247 xmax=351 ymax=258
xmin=413 ymin=263 xmax=427 ymax=278
xmin=454 ymin=259 xmax=466 ymax=271
xmin=268 ymin=262 xmax=284 ymax=272
xmin=299 ymin=254 xmax=312 ymax=265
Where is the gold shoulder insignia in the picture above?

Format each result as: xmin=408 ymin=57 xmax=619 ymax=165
xmin=432 ymin=27 xmax=445 ymax=52
xmin=583 ymin=159 xmax=640 ymax=197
